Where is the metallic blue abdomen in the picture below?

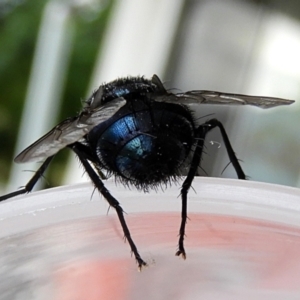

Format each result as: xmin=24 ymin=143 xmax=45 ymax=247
xmin=88 ymin=100 xmax=195 ymax=188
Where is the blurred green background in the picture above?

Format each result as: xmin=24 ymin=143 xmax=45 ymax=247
xmin=0 ymin=0 xmax=115 ymax=188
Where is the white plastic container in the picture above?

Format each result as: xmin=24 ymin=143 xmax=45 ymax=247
xmin=1 ymin=177 xmax=300 ymax=299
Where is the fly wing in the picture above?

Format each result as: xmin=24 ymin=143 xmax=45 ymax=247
xmin=155 ymin=90 xmax=294 ymax=108
xmin=15 ymin=98 xmax=126 ymax=163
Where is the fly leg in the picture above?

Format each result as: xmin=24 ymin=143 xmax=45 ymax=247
xmin=71 ymin=142 xmax=147 ymax=269
xmin=176 ymin=118 xmax=245 ymax=258
xmin=0 ymin=156 xmax=54 ymax=202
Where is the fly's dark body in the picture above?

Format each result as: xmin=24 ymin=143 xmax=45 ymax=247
xmin=88 ymin=95 xmax=195 ymax=190
xmin=0 ymin=75 xmax=294 ymax=269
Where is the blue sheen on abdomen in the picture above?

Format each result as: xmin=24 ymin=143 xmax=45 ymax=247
xmin=96 ymin=113 xmax=155 ymax=172
xmin=100 ymin=115 xmax=137 ymax=145
xmin=94 ymin=103 xmax=195 ymax=186
xmin=116 ymin=135 xmax=153 ymax=178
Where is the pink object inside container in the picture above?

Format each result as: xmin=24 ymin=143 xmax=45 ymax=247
xmin=0 ymin=177 xmax=300 ymax=299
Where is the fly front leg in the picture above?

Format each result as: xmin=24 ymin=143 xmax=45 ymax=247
xmin=71 ymin=142 xmax=147 ymax=269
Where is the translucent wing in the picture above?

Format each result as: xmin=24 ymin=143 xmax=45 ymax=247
xmin=15 ymin=98 xmax=126 ymax=163
xmin=155 ymin=90 xmax=294 ymax=108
